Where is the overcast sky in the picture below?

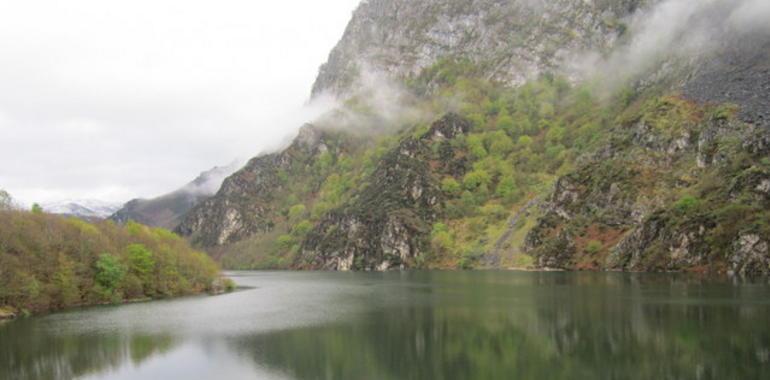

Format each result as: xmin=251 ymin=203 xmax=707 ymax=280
xmin=0 ymin=0 xmax=360 ymax=206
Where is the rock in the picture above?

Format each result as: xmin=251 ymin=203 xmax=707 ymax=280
xmin=730 ymin=234 xmax=770 ymax=277
xmin=528 ymin=95 xmax=768 ymax=273
xmin=0 ymin=307 xmax=17 ymax=320
xmin=300 ymin=114 xmax=471 ymax=271
xmin=312 ymin=0 xmax=646 ymax=97
xmin=176 ymin=125 xmax=336 ymax=247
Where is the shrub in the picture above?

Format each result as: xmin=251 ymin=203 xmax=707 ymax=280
xmin=463 ymin=170 xmax=491 ymax=190
xmin=288 ymin=204 xmax=307 ymax=221
xmin=292 ymin=220 xmax=313 ymax=237
xmin=585 ymin=240 xmax=603 ymax=255
xmin=441 ymin=177 xmax=462 ymax=196
xmin=277 ymin=235 xmax=294 ymax=249
xmin=674 ymin=196 xmax=700 ymax=213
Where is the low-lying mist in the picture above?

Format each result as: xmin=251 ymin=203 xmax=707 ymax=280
xmin=571 ymin=0 xmax=770 ymax=95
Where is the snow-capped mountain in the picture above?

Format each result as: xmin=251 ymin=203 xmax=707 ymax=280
xmin=41 ymin=199 xmax=123 ymax=219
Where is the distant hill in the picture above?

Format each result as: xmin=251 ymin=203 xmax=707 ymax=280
xmin=110 ymin=163 xmax=240 ymax=230
xmin=41 ymin=199 xmax=122 ymax=220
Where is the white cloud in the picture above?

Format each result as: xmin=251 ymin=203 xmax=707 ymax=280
xmin=569 ymin=0 xmax=770 ymax=94
xmin=0 ymin=0 xmax=360 ymax=204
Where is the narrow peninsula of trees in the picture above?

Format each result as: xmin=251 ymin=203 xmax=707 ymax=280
xmin=0 ymin=209 xmax=226 ymax=317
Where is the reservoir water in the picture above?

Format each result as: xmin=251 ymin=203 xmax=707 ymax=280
xmin=1 ymin=271 xmax=769 ymax=379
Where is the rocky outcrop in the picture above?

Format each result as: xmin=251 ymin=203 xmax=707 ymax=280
xmin=730 ymin=234 xmax=770 ymax=277
xmin=0 ymin=307 xmax=16 ymax=320
xmin=300 ymin=113 xmax=471 ymax=270
xmin=526 ymin=98 xmax=770 ymax=275
xmin=176 ymin=126 xmax=334 ymax=247
xmin=312 ymin=0 xmax=647 ymax=96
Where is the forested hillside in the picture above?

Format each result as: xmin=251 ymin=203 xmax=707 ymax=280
xmin=0 ymin=210 xmax=225 ymax=317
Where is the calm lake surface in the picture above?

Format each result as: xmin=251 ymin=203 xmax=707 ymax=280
xmin=2 ymin=271 xmax=770 ymax=379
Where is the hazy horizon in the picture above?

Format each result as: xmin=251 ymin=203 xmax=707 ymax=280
xmin=0 ymin=0 xmax=360 ymax=206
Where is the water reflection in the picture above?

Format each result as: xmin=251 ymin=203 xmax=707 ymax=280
xmin=235 ymin=272 xmax=770 ymax=379
xmin=1 ymin=271 xmax=769 ymax=379
xmin=0 ymin=319 xmax=176 ymax=379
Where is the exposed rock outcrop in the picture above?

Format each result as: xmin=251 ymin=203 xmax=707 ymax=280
xmin=526 ymin=98 xmax=770 ymax=275
xmin=312 ymin=0 xmax=647 ymax=96
xmin=176 ymin=126 xmax=334 ymax=247
xmin=300 ymin=113 xmax=471 ymax=270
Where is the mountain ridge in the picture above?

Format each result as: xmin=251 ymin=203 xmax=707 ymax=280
xmin=111 ymin=163 xmax=240 ymax=230
xmin=175 ymin=0 xmax=769 ymax=275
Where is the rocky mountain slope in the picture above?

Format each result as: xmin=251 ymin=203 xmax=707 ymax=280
xmin=300 ymin=114 xmax=471 ymax=270
xmin=176 ymin=0 xmax=769 ymax=275
xmin=312 ymin=0 xmax=648 ymax=96
xmin=111 ymin=163 xmax=238 ymax=230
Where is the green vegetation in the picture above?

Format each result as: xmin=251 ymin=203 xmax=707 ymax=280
xmin=216 ymin=58 xmax=621 ymax=270
xmin=210 ymin=58 xmax=766 ymax=273
xmin=585 ymin=240 xmax=603 ymax=255
xmin=673 ymin=195 xmax=700 ymax=213
xmin=0 ymin=211 xmax=222 ymax=316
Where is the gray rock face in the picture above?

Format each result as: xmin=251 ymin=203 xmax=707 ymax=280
xmin=300 ymin=114 xmax=471 ymax=271
xmin=312 ymin=0 xmax=646 ymax=97
xmin=731 ymin=234 xmax=770 ymax=276
xmin=683 ymin=34 xmax=770 ymax=128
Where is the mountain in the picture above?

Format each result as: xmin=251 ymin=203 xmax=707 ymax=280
xmin=41 ymin=199 xmax=122 ymax=219
xmin=111 ymin=163 xmax=240 ymax=230
xmin=177 ymin=0 xmax=769 ymax=275
xmin=312 ymin=0 xmax=646 ymax=97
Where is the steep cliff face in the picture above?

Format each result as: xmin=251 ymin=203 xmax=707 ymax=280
xmin=176 ymin=126 xmax=338 ymax=247
xmin=312 ymin=0 xmax=647 ymax=96
xmin=300 ymin=113 xmax=471 ymax=270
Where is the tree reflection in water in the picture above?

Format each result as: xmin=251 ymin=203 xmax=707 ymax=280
xmin=1 ymin=272 xmax=769 ymax=380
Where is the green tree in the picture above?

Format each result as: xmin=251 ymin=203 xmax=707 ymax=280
xmin=288 ymin=204 xmax=307 ymax=221
xmin=495 ymin=175 xmax=519 ymax=204
xmin=126 ymin=244 xmax=155 ymax=280
xmin=488 ymin=131 xmax=514 ymax=157
xmin=441 ymin=177 xmax=462 ymax=196
xmin=31 ymin=203 xmax=43 ymax=214
xmin=95 ymin=254 xmax=126 ymax=291
xmin=517 ymin=135 xmax=533 ymax=147
xmin=292 ymin=220 xmax=313 ymax=237
xmin=277 ymin=235 xmax=294 ymax=249
xmin=311 ymin=201 xmax=332 ymax=219
xmin=463 ymin=170 xmax=491 ymax=190
xmin=497 ymin=108 xmax=514 ymax=132
xmin=52 ymin=254 xmax=80 ymax=306
xmin=430 ymin=223 xmax=454 ymax=254
xmin=467 ymin=134 xmax=488 ymax=159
